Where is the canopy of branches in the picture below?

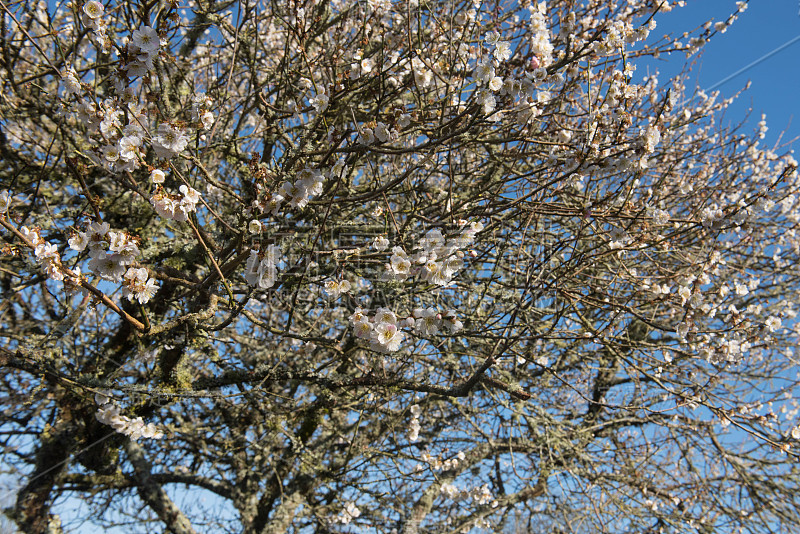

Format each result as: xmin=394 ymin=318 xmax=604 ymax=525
xmin=1 ymin=0 xmax=799 ymax=532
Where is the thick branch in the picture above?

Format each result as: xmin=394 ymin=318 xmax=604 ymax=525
xmin=123 ymin=440 xmax=199 ymax=534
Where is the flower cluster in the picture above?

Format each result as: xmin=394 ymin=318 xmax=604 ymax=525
xmin=252 ymin=190 xmax=283 ymax=217
xmin=484 ymin=30 xmax=512 ymax=62
xmin=700 ymin=204 xmax=724 ymax=230
xmin=408 ymin=404 xmax=421 ymax=442
xmin=387 ymin=246 xmax=412 ymax=278
xmin=357 ymin=121 xmax=399 ymax=146
xmin=279 ymin=166 xmax=325 ymax=209
xmin=472 ymin=55 xmax=509 ymax=119
xmin=385 ymin=221 xmax=483 ymax=287
xmin=640 ymin=124 xmax=662 ymax=154
xmin=95 ymin=103 xmax=147 ymax=173
xmin=323 ymin=278 xmax=352 ymax=299
xmin=125 ymin=26 xmax=161 ymax=78
xmin=470 ymin=484 xmax=497 ymax=506
xmin=410 ymin=57 xmax=434 ymax=89
xmin=70 ymin=222 xmax=144 ymax=283
xmin=438 ymin=481 xmax=497 ymax=508
xmin=249 ymin=160 xmax=342 ymax=221
xmin=61 ymin=69 xmax=82 ymax=98
xmin=244 ymin=245 xmax=283 ymax=289
xmin=350 ymin=48 xmax=377 ymax=80
xmin=95 ymin=390 xmax=163 ymax=441
xmin=412 ymin=307 xmax=463 ymax=335
xmin=22 ymin=227 xmax=74 ymax=284
xmin=150 ymin=184 xmax=202 ymax=221
xmin=529 ymin=2 xmax=553 ymax=67
xmin=440 ymin=482 xmax=460 ymax=499
xmin=57 ymin=18 xmax=199 ymax=181
xmin=190 ymin=93 xmax=215 ymax=130
xmin=420 ymin=450 xmax=466 ymax=472
xmin=153 ymin=123 xmax=189 ymax=159
xmin=80 ymin=1 xmax=110 ymax=53
xmin=350 ymin=307 xmax=405 ymax=353
xmin=333 ymin=502 xmax=361 ymax=525
xmin=647 ymin=206 xmax=670 ymax=226
xmin=121 ymin=267 xmax=159 ymax=304
xmin=474 ymin=58 xmax=502 ymax=90
xmin=590 ymin=15 xmax=654 ymax=56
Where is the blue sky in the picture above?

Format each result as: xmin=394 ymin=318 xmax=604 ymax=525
xmin=646 ymin=1 xmax=800 ymax=151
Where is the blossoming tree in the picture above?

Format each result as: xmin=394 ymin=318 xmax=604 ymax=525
xmin=2 ymin=0 xmax=800 ymax=532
